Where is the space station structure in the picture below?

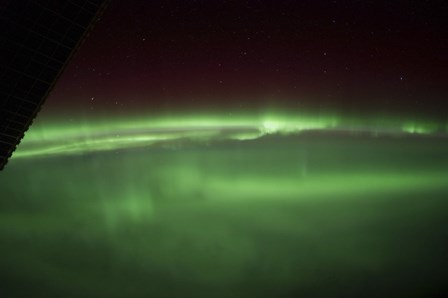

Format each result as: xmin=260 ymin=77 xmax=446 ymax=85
xmin=0 ymin=0 xmax=109 ymax=170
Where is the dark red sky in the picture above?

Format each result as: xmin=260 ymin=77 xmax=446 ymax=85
xmin=47 ymin=0 xmax=448 ymax=118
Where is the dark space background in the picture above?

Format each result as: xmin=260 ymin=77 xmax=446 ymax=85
xmin=48 ymin=0 xmax=448 ymax=118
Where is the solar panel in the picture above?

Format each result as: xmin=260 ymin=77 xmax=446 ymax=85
xmin=0 ymin=0 xmax=109 ymax=170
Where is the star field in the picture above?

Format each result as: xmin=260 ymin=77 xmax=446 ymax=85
xmin=44 ymin=0 xmax=448 ymax=119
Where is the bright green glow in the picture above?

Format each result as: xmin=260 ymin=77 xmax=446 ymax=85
xmin=5 ymin=135 xmax=448 ymax=232
xmin=206 ymin=172 xmax=448 ymax=201
xmin=2 ymin=130 xmax=448 ymax=296
xmin=13 ymin=110 xmax=447 ymax=159
xmin=402 ymin=122 xmax=439 ymax=134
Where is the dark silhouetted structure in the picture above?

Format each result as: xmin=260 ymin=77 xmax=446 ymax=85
xmin=0 ymin=0 xmax=109 ymax=170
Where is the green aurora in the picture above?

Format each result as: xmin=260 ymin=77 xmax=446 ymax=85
xmin=13 ymin=110 xmax=448 ymax=159
xmin=1 ymin=110 xmax=448 ymax=297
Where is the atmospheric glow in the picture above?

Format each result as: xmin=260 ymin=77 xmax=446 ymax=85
xmin=2 ymin=115 xmax=448 ymax=297
xmin=13 ymin=110 xmax=447 ymax=160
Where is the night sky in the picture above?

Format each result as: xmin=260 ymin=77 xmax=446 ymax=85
xmin=47 ymin=0 xmax=448 ymax=119
xmin=2 ymin=1 xmax=448 ymax=297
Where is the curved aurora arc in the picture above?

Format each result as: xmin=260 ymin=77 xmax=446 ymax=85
xmin=13 ymin=110 xmax=448 ymax=159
